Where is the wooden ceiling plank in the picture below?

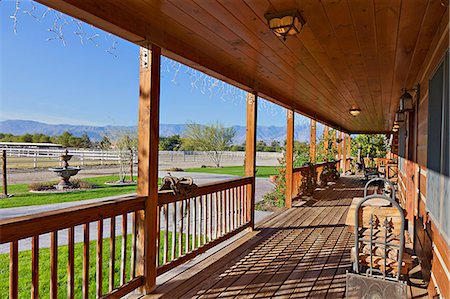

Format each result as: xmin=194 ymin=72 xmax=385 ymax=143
xmin=405 ymin=1 xmax=447 ymax=89
xmin=321 ymin=0 xmax=379 ymax=130
xmin=374 ymin=0 xmax=402 ymax=124
xmin=389 ymin=0 xmax=428 ymax=126
xmin=347 ymin=0 xmax=385 ymax=127
xmin=292 ymin=0 xmax=375 ymax=130
xmin=215 ymin=0 xmax=349 ymax=116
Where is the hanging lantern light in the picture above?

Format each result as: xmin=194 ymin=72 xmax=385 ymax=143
xmin=395 ymin=111 xmax=405 ymax=122
xmin=265 ymin=10 xmax=305 ymax=41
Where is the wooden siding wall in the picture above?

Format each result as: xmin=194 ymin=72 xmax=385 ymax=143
xmin=397 ymin=11 xmax=450 ymax=299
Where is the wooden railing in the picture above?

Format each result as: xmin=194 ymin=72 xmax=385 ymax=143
xmin=156 ymin=177 xmax=253 ymax=274
xmin=292 ymin=160 xmax=341 ymax=198
xmin=0 ymin=177 xmax=254 ymax=298
xmin=0 ymin=196 xmax=145 ymax=298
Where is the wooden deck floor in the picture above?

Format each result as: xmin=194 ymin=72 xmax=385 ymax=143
xmin=145 ymin=176 xmax=426 ymax=298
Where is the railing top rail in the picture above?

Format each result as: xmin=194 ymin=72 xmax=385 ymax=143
xmin=0 ymin=195 xmax=145 ymax=244
xmin=292 ymin=160 xmax=340 ymax=173
xmin=158 ymin=176 xmax=252 ymax=205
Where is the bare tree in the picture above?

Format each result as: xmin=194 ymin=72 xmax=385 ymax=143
xmin=183 ymin=122 xmax=236 ymax=167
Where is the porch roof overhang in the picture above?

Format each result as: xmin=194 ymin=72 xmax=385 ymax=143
xmin=37 ymin=0 xmax=447 ymax=133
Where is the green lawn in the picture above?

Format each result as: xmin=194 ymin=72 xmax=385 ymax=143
xmin=0 ymin=231 xmax=201 ymax=298
xmin=185 ymin=166 xmax=278 ymax=178
xmin=0 ymin=176 xmax=138 ymax=209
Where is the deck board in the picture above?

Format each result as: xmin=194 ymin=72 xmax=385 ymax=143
xmin=143 ymin=176 xmax=424 ymax=298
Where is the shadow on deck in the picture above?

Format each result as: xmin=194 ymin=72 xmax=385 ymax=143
xmin=144 ymin=176 xmax=423 ymax=298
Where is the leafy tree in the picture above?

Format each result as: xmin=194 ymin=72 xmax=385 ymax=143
xmin=159 ymin=134 xmax=182 ymax=151
xmin=293 ymin=141 xmax=310 ymax=167
xmin=183 ymin=122 xmax=236 ymax=167
xmin=256 ymin=140 xmax=267 ymax=152
xmin=98 ymin=136 xmax=112 ymax=150
xmin=79 ymin=133 xmax=92 ymax=148
xmin=351 ymin=134 xmax=388 ymax=159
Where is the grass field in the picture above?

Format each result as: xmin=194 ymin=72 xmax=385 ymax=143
xmin=0 ymin=231 xmax=194 ymax=298
xmin=185 ymin=166 xmax=278 ymax=178
xmin=0 ymin=176 xmax=138 ymax=209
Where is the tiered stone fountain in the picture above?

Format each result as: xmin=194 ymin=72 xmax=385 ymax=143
xmin=48 ymin=149 xmax=81 ymax=190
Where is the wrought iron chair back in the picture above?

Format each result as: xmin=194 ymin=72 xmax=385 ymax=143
xmin=364 ymin=177 xmax=396 ymax=200
xmin=354 ymin=182 xmax=405 ymax=281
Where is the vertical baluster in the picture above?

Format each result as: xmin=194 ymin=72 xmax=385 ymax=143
xmin=221 ymin=191 xmax=226 ymax=235
xmin=215 ymin=192 xmax=220 ymax=238
xmin=225 ymin=189 xmax=229 ymax=234
xmin=10 ymin=241 xmax=18 ymax=299
xmin=203 ymin=194 xmax=208 ymax=244
xmin=179 ymin=201 xmax=183 ymax=256
xmin=171 ymin=203 xmax=176 ymax=260
xmin=186 ymin=199 xmax=191 ymax=254
xmin=97 ymin=220 xmax=103 ymax=298
xmin=208 ymin=193 xmax=213 ymax=241
xmin=50 ymin=232 xmax=58 ymax=298
xmin=120 ymin=213 xmax=127 ymax=285
xmin=237 ymin=186 xmax=241 ymax=227
xmin=83 ymin=224 xmax=90 ymax=299
xmin=31 ymin=236 xmax=39 ymax=299
xmin=164 ymin=204 xmax=169 ymax=264
xmin=131 ymin=212 xmax=137 ymax=277
xmin=243 ymin=185 xmax=247 ymax=223
xmin=68 ymin=227 xmax=75 ymax=298
xmin=193 ymin=197 xmax=197 ymax=250
xmin=199 ymin=195 xmax=203 ymax=246
xmin=156 ymin=206 xmax=160 ymax=267
xmin=232 ymin=187 xmax=236 ymax=230
xmin=109 ymin=217 xmax=116 ymax=292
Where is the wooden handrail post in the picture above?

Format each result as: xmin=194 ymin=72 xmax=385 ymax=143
xmin=343 ymin=133 xmax=347 ymax=174
xmin=323 ymin=126 xmax=329 ymax=161
xmin=338 ymin=131 xmax=342 ymax=171
xmin=285 ymin=110 xmax=294 ymax=208
xmin=245 ymin=92 xmax=257 ymax=229
xmin=136 ymin=45 xmax=160 ymax=293
xmin=2 ymin=150 xmax=7 ymax=196
xmin=310 ymin=119 xmax=316 ymax=163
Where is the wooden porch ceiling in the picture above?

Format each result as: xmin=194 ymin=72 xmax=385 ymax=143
xmin=37 ymin=0 xmax=447 ymax=133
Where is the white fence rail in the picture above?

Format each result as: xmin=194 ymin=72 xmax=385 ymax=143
xmin=0 ymin=147 xmax=282 ymax=168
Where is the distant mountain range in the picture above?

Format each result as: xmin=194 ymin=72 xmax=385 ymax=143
xmin=0 ymin=120 xmax=322 ymax=144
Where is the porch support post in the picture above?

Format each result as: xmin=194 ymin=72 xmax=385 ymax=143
xmin=323 ymin=126 xmax=329 ymax=161
xmin=343 ymin=133 xmax=347 ymax=174
xmin=338 ymin=131 xmax=342 ymax=171
xmin=245 ymin=92 xmax=257 ymax=229
xmin=309 ymin=119 xmax=316 ymax=163
xmin=285 ymin=109 xmax=294 ymax=208
xmin=136 ymin=45 xmax=160 ymax=293
xmin=347 ymin=134 xmax=351 ymax=171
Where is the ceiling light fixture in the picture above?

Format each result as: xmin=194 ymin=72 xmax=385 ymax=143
xmin=349 ymin=107 xmax=361 ymax=116
xmin=265 ymin=10 xmax=305 ymax=41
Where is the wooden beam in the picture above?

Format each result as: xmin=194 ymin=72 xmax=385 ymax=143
xmin=323 ymin=126 xmax=329 ymax=161
xmin=310 ymin=119 xmax=316 ymax=163
xmin=245 ymin=92 xmax=257 ymax=229
xmin=136 ymin=45 xmax=161 ymax=293
xmin=285 ymin=109 xmax=294 ymax=208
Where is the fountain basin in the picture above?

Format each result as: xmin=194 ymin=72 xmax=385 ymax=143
xmin=48 ymin=167 xmax=81 ymax=190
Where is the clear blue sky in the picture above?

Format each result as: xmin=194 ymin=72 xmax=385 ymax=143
xmin=0 ymin=1 xmax=307 ymax=128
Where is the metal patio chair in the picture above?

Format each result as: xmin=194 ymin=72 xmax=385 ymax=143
xmin=346 ymin=178 xmax=407 ymax=298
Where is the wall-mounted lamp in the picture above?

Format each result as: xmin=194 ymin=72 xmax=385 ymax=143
xmin=393 ymin=123 xmax=400 ymax=129
xmin=265 ymin=10 xmax=305 ymax=41
xmin=392 ymin=127 xmax=399 ymax=132
xmin=399 ymin=84 xmax=419 ymax=112
xmin=349 ymin=107 xmax=361 ymax=117
xmin=395 ymin=111 xmax=405 ymax=122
